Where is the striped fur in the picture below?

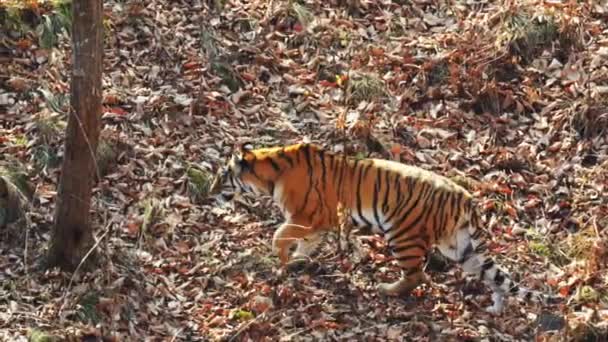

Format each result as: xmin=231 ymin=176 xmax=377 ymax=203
xmin=209 ymin=143 xmax=556 ymax=314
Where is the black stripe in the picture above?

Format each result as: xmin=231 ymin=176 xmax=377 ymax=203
xmin=326 ymin=153 xmax=334 ymax=174
xmin=510 ymin=284 xmax=520 ymax=294
xmin=382 ymin=170 xmax=391 ymax=215
xmin=388 ymin=182 xmax=432 ymax=244
xmin=268 ymin=181 xmax=275 ymax=196
xmin=480 ymin=258 xmax=494 ymax=280
xmin=471 ymin=227 xmax=483 ymax=240
xmin=450 ymin=193 xmax=459 ymax=219
xmin=337 ymin=158 xmax=346 ymax=200
xmin=333 ymin=156 xmax=341 ymax=185
xmin=494 ymin=270 xmax=505 ymax=286
xmin=458 ymin=243 xmax=474 ymax=264
xmin=474 ymin=241 xmax=487 ymax=254
xmin=229 ymin=175 xmax=236 ymax=190
xmin=356 ymin=164 xmax=373 ymax=226
xmin=268 ymin=157 xmax=281 ymax=172
xmin=278 ymin=148 xmax=294 ymax=167
xmin=297 ymin=145 xmax=314 ymax=214
xmin=372 ymin=169 xmax=382 ymax=228
xmin=395 ymin=255 xmax=422 ymax=263
xmin=235 ymin=178 xmax=247 ymax=192
xmin=386 ymin=175 xmax=403 ymax=220
xmin=418 ymin=188 xmax=440 ymax=232
xmin=395 ymin=188 xmax=438 ymax=243
xmin=392 ymin=240 xmax=426 ymax=254
xmin=312 ymin=157 xmax=325 ymax=216
xmin=385 ymin=177 xmax=413 ymax=224
xmin=432 ymin=191 xmax=447 ymax=239
xmin=319 ymin=150 xmax=327 ymax=190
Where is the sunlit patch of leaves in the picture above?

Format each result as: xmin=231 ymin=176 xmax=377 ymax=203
xmin=527 ymin=225 xmax=604 ymax=269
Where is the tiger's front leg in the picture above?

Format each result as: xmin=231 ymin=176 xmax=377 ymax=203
xmin=272 ymin=222 xmax=316 ymax=266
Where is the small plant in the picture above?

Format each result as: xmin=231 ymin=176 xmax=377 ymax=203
xmin=526 ymin=230 xmax=570 ymax=266
xmin=269 ymin=0 xmax=314 ymax=32
xmin=141 ymin=198 xmax=163 ymax=236
xmin=187 ymin=166 xmax=213 ymax=203
xmin=37 ymin=0 xmax=72 ymax=49
xmin=495 ymin=8 xmax=578 ymax=63
xmin=76 ymin=292 xmax=101 ymax=324
xmin=345 ymin=72 xmax=388 ymax=105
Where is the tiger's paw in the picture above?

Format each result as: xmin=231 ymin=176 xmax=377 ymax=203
xmin=377 ymin=273 xmax=428 ymax=297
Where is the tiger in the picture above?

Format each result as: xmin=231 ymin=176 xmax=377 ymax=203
xmin=208 ymin=142 xmax=557 ymax=314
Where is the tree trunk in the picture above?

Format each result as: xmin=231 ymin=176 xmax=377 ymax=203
xmin=47 ymin=0 xmax=103 ymax=271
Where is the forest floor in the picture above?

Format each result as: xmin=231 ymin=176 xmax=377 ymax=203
xmin=1 ymin=0 xmax=608 ymax=341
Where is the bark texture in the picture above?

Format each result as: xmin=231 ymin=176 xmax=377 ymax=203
xmin=47 ymin=0 xmax=103 ymax=271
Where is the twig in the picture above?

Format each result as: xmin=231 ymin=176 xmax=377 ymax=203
xmin=68 ymin=105 xmax=102 ymax=185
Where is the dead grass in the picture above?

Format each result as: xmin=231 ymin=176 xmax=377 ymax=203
xmin=345 ymin=72 xmax=388 ymax=105
xmin=187 ymin=165 xmax=213 ymax=204
xmin=495 ymin=7 xmax=583 ymax=63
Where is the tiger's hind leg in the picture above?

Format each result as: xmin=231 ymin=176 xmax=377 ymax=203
xmin=378 ymin=237 xmax=430 ymax=296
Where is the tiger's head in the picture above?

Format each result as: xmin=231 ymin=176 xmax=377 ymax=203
xmin=209 ymin=142 xmax=275 ymax=202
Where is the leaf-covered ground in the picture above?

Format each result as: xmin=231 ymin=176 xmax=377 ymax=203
xmin=1 ymin=0 xmax=608 ymax=340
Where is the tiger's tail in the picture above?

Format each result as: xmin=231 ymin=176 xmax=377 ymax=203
xmin=458 ymin=208 xmax=561 ymax=313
